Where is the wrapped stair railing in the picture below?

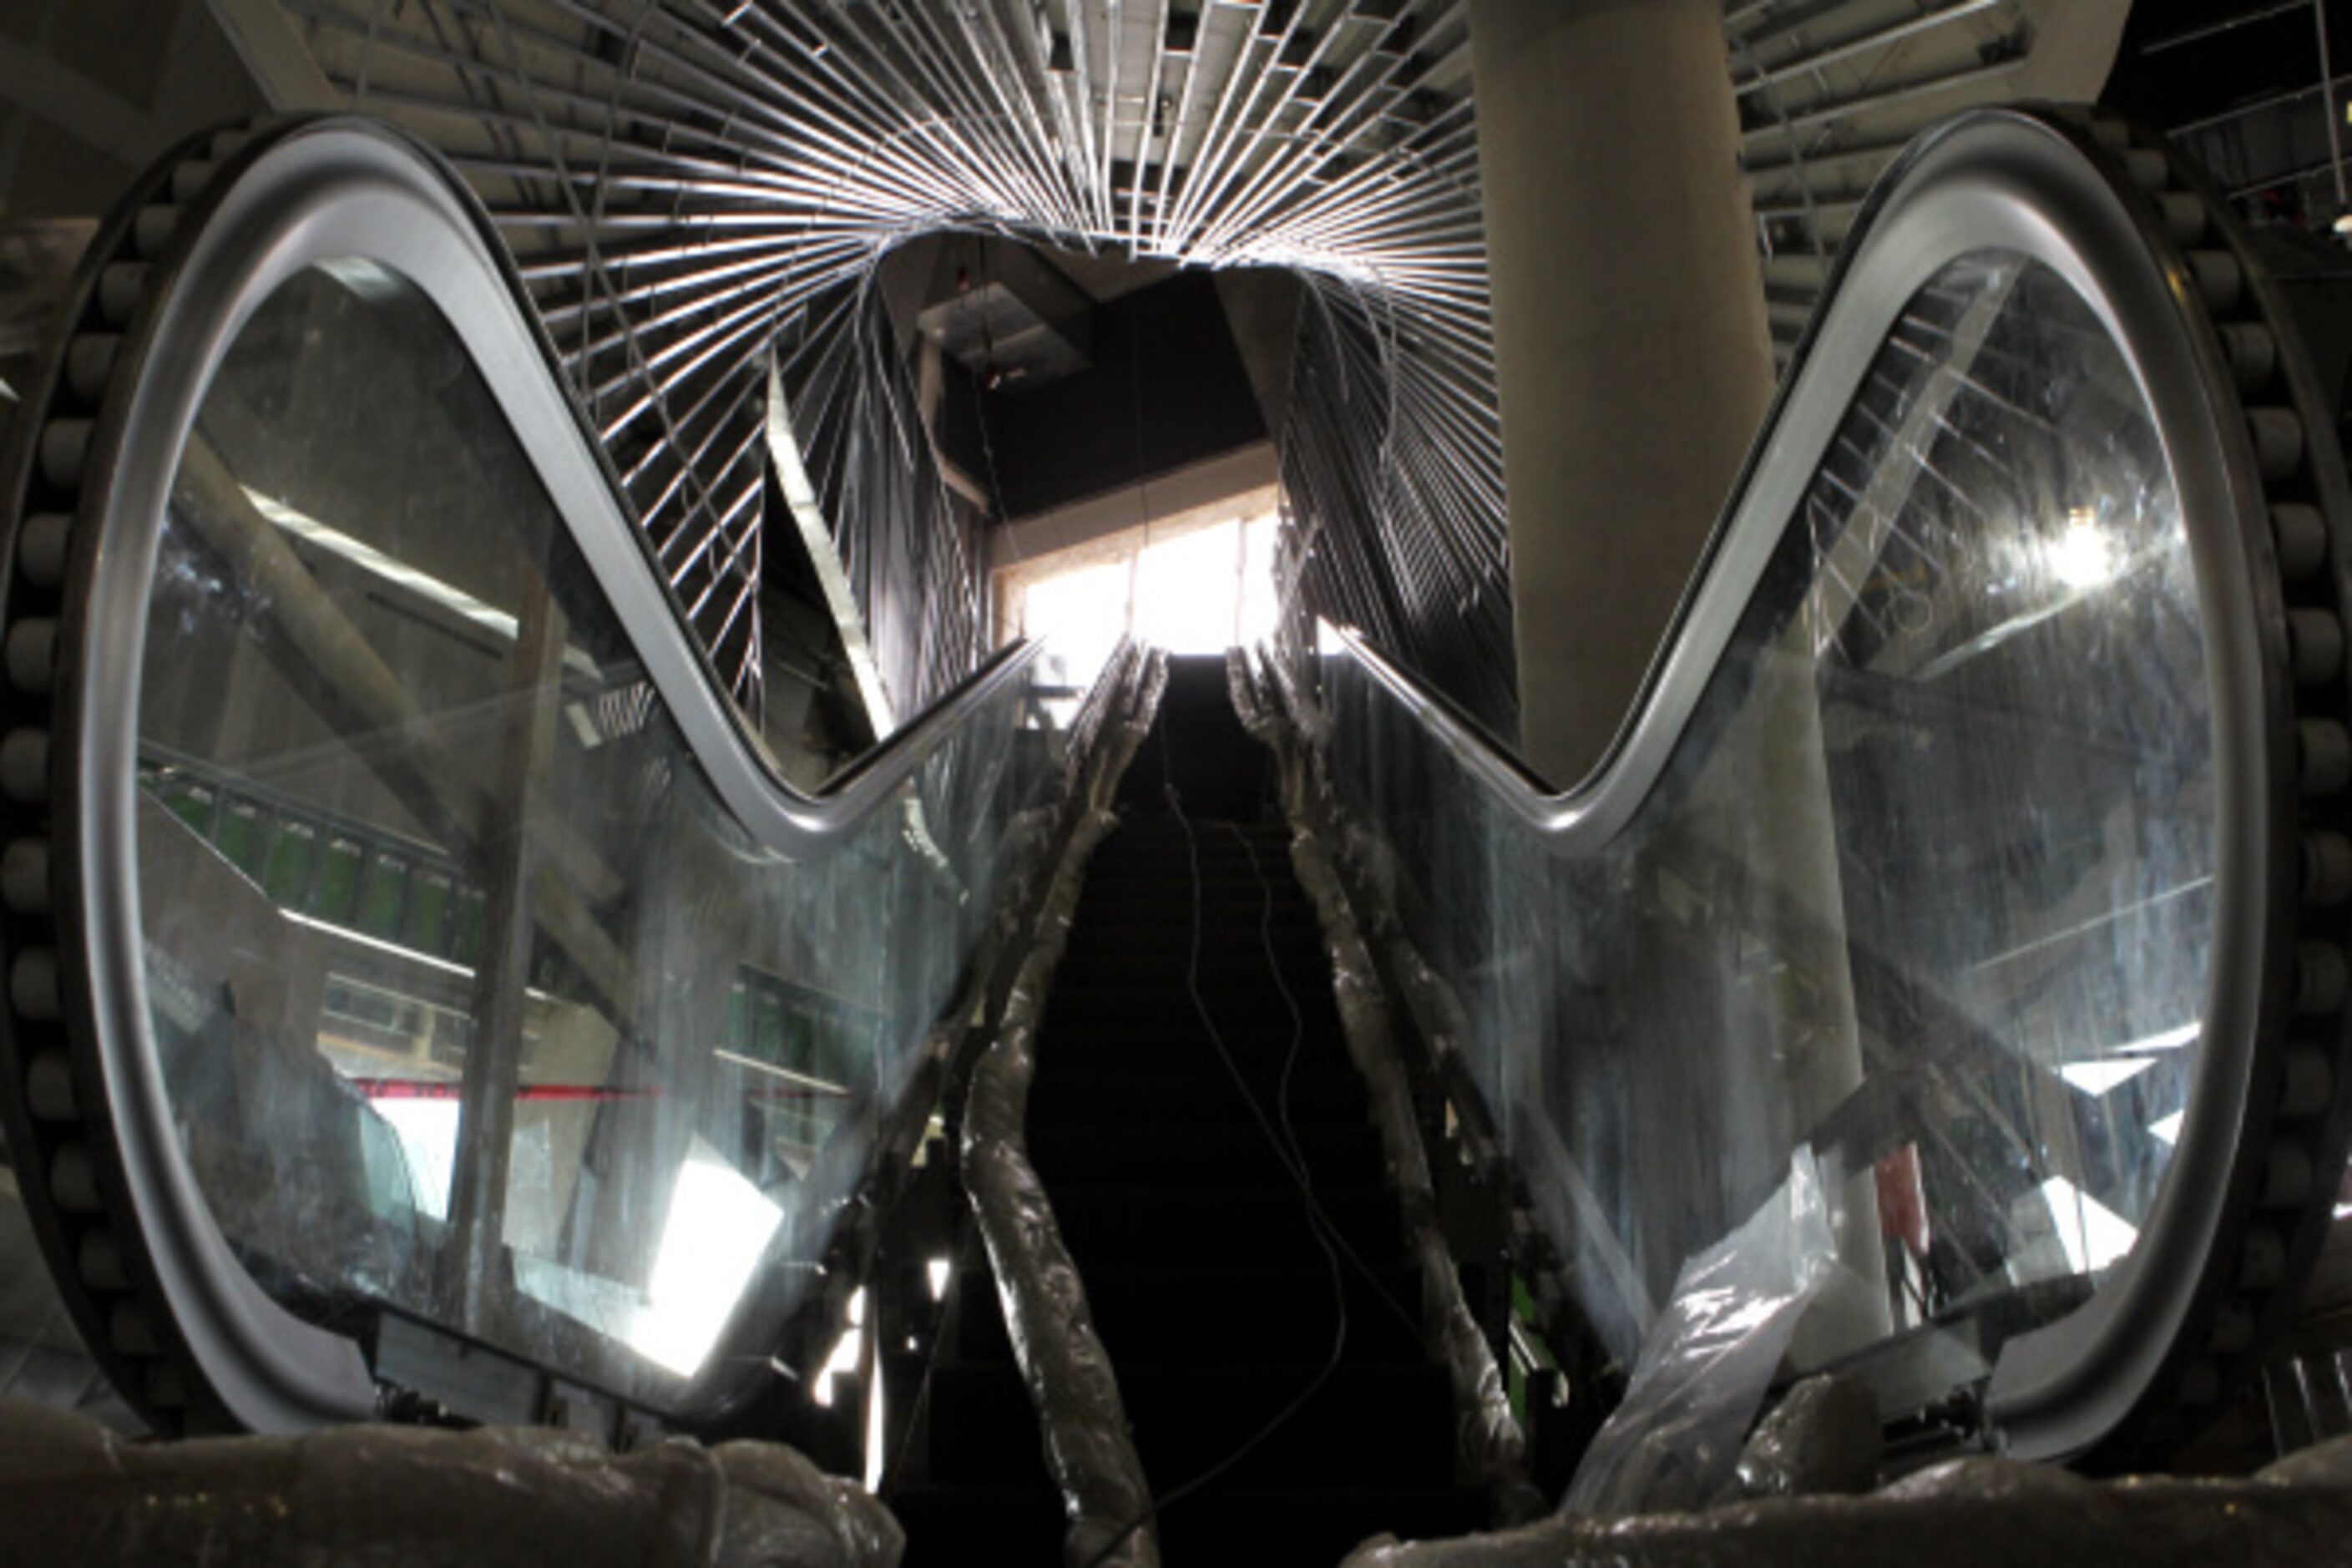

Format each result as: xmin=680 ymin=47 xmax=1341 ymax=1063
xmin=0 ymin=114 xmax=1111 ymax=1442
xmin=1272 ymin=105 xmax=2352 ymax=1476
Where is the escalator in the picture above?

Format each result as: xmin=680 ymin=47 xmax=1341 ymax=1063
xmin=1280 ymin=109 xmax=2352 ymax=1474
xmin=896 ymin=660 xmax=1480 ymax=1560
xmin=0 ymin=94 xmax=2344 ymax=1563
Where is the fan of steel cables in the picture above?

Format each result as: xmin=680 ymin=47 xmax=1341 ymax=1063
xmin=282 ymin=0 xmax=1514 ymax=726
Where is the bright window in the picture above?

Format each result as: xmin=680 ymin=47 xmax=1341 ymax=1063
xmin=1020 ymin=556 xmax=1130 ymax=695
xmin=1005 ymin=510 xmax=1282 ymax=689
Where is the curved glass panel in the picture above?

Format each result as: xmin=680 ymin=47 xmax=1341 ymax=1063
xmin=134 ymin=260 xmax=1060 ymax=1410
xmin=1321 ymin=252 xmax=2213 ymax=1388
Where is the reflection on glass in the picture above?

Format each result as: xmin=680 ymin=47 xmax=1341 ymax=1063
xmin=1321 ymin=251 xmax=2214 ymax=1385
xmin=135 ymin=260 xmax=1059 ymax=1409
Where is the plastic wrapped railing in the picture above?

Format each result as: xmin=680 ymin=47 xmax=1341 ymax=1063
xmin=0 ymin=115 xmax=1090 ymax=1439
xmin=1283 ymin=106 xmax=2352 ymax=1471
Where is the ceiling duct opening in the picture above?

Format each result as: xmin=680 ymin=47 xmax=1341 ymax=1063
xmin=913 ymin=242 xmax=1095 ymax=395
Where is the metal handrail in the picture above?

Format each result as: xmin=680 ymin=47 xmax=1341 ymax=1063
xmin=1292 ymin=104 xmax=2347 ymax=1464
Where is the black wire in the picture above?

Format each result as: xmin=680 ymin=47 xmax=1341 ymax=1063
xmin=1075 ymin=700 xmax=1353 ymax=1568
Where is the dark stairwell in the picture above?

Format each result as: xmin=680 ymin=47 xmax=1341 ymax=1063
xmin=895 ymin=657 xmax=1483 ymax=1562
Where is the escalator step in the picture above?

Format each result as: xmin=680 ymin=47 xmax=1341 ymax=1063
xmin=1027 ymin=1120 xmax=1385 ymax=1191
xmin=1114 ymin=1360 xmax=1456 ymax=1489
xmin=1044 ymin=983 xmax=1344 ymax=1026
xmin=1027 ymin=1017 xmax=1355 ymax=1070
xmin=1044 ymin=1186 xmax=1402 ymax=1268
xmin=1058 ymin=926 xmax=1327 ymax=964
xmin=953 ymin=1262 xmax=1425 ymax=1367
xmin=909 ymin=659 xmax=1473 ymax=1560
xmin=888 ymin=1483 xmax=1065 ymax=1566
xmin=919 ymin=1363 xmax=1060 ymax=1485
xmin=1024 ymin=1065 xmax=1368 ymax=1124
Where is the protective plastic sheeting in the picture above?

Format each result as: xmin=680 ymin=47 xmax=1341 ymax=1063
xmin=0 ymin=1398 xmax=901 ymax=1566
xmin=960 ymin=651 xmax=1167 ymax=1568
xmin=1228 ymin=650 xmax=1535 ymax=1515
xmin=1564 ymin=1148 xmax=1840 ymax=1514
xmin=1341 ymin=1434 xmax=2352 ymax=1567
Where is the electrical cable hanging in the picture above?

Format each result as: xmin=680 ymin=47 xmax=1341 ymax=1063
xmin=294 ymin=0 xmax=1512 ymax=728
xmin=1075 ymin=704 xmax=1350 ymax=1568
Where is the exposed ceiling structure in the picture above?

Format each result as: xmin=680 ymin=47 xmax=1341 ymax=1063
xmin=1724 ymin=0 xmax=2128 ymax=368
xmin=70 ymin=0 xmax=2120 ymax=733
xmin=2102 ymin=0 xmax=2352 ymax=228
xmin=221 ymin=0 xmax=1492 ymax=718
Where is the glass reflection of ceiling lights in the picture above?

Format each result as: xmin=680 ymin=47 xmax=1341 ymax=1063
xmin=2049 ymin=505 xmax=2119 ymax=589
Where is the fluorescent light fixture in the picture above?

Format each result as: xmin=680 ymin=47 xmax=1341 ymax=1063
xmin=2059 ymin=1058 xmax=2157 ymax=1095
xmin=630 ymin=1139 xmax=784 ymax=1377
xmin=240 ymin=486 xmax=600 ymax=680
xmin=289 ymin=909 xmax=475 ymax=981
xmin=244 ymin=487 xmax=522 ymax=641
xmin=713 ymin=1046 xmax=847 ymax=1097
xmin=2040 ymin=1175 xmax=2139 ymax=1276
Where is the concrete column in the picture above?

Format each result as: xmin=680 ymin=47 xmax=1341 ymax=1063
xmin=1469 ymin=0 xmax=1774 ymax=786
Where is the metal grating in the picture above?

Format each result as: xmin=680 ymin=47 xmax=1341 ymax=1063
xmin=259 ymin=0 xmax=1504 ymax=721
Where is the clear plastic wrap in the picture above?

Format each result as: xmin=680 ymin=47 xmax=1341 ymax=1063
xmin=1729 ymin=1374 xmax=1880 ymax=1501
xmin=1562 ymin=1146 xmax=1838 ymax=1515
xmin=959 ymin=650 xmax=1167 ymax=1568
xmin=1229 ymin=650 xmax=1536 ymax=1516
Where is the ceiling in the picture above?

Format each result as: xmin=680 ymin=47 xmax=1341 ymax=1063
xmin=3 ymin=0 xmax=2134 ymax=728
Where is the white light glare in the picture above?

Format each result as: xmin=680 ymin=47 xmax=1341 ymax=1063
xmin=2040 ymin=1176 xmax=2139 ymax=1276
xmin=812 ymin=1287 xmax=873 ymax=1409
xmin=813 ymin=1324 xmax=863 ymax=1409
xmin=865 ymin=1353 xmax=888 ymax=1493
xmin=2050 ymin=506 xmax=2117 ymax=590
xmin=630 ymin=1140 xmax=784 ymax=1377
xmin=370 ymin=1095 xmax=459 ymax=1219
xmin=2114 ymin=1021 xmax=2201 ymax=1055
xmin=928 ymin=1257 xmax=953 ymax=1301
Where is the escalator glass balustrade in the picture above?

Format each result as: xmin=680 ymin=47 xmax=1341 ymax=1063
xmin=0 ymin=120 xmax=1072 ymax=1434
xmin=139 ymin=259 xmax=1042 ymax=1409
xmin=1293 ymin=112 xmax=2352 ymax=1464
xmin=1 ymin=103 xmax=2347 ymax=1474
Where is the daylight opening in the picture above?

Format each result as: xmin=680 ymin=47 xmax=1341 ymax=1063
xmin=999 ymin=505 xmax=1281 ymax=691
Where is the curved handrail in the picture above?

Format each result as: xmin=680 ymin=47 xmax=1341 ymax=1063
xmin=1289 ymin=104 xmax=2352 ymax=1465
xmin=0 ymin=115 xmax=1076 ymax=1437
xmin=1318 ymin=107 xmax=2275 ymax=855
xmin=99 ymin=114 xmax=1042 ymax=858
